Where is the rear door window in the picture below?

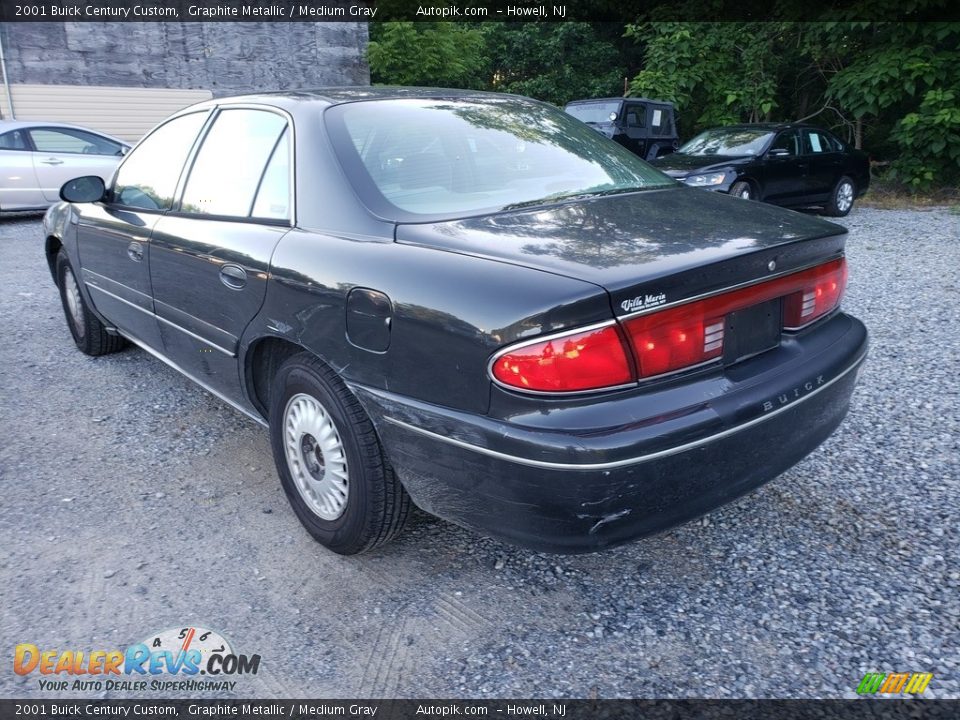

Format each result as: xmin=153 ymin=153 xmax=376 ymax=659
xmin=180 ymin=109 xmax=287 ymax=219
xmin=803 ymin=130 xmax=835 ymax=154
xmin=0 ymin=130 xmax=30 ymax=150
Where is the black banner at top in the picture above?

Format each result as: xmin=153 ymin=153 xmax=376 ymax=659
xmin=0 ymin=0 xmax=958 ymax=22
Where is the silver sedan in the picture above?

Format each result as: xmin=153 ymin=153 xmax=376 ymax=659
xmin=0 ymin=120 xmax=130 ymax=212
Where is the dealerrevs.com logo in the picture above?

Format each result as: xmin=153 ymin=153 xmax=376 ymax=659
xmin=14 ymin=626 xmax=261 ymax=692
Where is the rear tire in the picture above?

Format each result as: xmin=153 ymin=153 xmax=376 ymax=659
xmin=730 ymin=181 xmax=754 ymax=200
xmin=825 ymin=176 xmax=856 ymax=217
xmin=55 ymin=252 xmax=126 ymax=356
xmin=268 ymin=352 xmax=410 ymax=555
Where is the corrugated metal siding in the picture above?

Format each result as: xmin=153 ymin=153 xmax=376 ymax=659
xmin=0 ymin=85 xmax=213 ymax=143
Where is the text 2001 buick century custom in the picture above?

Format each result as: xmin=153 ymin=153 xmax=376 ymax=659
xmin=43 ymin=88 xmax=868 ymax=554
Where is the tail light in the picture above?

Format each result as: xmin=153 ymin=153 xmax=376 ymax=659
xmin=783 ymin=259 xmax=847 ymax=328
xmin=490 ymin=258 xmax=847 ymax=392
xmin=490 ymin=323 xmax=634 ymax=393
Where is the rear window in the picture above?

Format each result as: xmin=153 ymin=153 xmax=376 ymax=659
xmin=326 ymin=97 xmax=673 ymax=221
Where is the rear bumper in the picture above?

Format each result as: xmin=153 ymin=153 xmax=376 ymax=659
xmin=353 ymin=313 xmax=868 ymax=553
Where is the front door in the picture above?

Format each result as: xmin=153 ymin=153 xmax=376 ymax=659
xmin=762 ymin=129 xmax=807 ymax=203
xmin=77 ymin=112 xmax=210 ymax=350
xmin=149 ymin=108 xmax=292 ymax=401
xmin=620 ymin=102 xmax=647 ymax=158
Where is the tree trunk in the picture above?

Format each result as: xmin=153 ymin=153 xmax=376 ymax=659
xmin=854 ymin=117 xmax=863 ymax=150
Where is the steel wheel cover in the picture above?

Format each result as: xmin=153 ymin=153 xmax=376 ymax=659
xmin=283 ymin=392 xmax=349 ymax=520
xmin=837 ymin=182 xmax=854 ymax=212
xmin=63 ymin=267 xmax=85 ymax=339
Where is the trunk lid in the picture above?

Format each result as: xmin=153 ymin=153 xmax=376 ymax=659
xmin=395 ymin=186 xmax=847 ymax=318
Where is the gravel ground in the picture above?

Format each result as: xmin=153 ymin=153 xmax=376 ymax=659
xmin=0 ymin=207 xmax=958 ymax=699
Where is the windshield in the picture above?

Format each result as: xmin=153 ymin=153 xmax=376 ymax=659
xmin=678 ymin=127 xmax=774 ymax=156
xmin=326 ymin=97 xmax=674 ymax=220
xmin=564 ymin=101 xmax=620 ymax=124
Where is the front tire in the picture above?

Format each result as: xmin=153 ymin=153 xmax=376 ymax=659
xmin=729 ymin=181 xmax=754 ymax=200
xmin=55 ymin=252 xmax=126 ymax=356
xmin=268 ymin=353 xmax=410 ymax=555
xmin=825 ymin=176 xmax=856 ymax=217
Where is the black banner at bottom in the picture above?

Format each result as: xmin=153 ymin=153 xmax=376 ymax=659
xmin=0 ymin=700 xmax=958 ymax=720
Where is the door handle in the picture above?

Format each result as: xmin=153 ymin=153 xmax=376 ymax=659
xmin=41 ymin=158 xmax=64 ymax=166
xmin=127 ymin=241 xmax=144 ymax=262
xmin=219 ymin=264 xmax=247 ymax=289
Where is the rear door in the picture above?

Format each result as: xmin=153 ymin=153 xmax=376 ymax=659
xmin=76 ymin=111 xmax=210 ymax=350
xmin=802 ymin=128 xmax=844 ymax=199
xmin=27 ymin=127 xmax=125 ymax=202
xmin=149 ymin=107 xmax=292 ymax=400
xmin=0 ymin=128 xmax=44 ymax=209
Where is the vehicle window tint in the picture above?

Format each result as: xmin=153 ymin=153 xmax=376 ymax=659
xmin=330 ymin=98 xmax=673 ymax=218
xmin=181 ymin=109 xmax=286 ymax=218
xmin=0 ymin=129 xmax=29 ymax=150
xmin=251 ymin=128 xmax=291 ymax=220
xmin=804 ymin=130 xmax=832 ymax=154
xmin=113 ymin=112 xmax=207 ymax=210
xmin=649 ymin=107 xmax=671 ymax=136
xmin=822 ymin=132 xmax=843 ymax=151
xmin=564 ymin=101 xmax=620 ymax=124
xmin=29 ymin=128 xmax=122 ymax=156
xmin=625 ymin=106 xmax=644 ymax=128
xmin=770 ymin=130 xmax=800 ymax=156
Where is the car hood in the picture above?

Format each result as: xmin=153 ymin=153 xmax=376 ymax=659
xmin=651 ymin=153 xmax=754 ymax=178
xmin=395 ymin=186 xmax=846 ymax=305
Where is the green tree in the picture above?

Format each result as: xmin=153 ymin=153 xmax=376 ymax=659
xmin=625 ymin=22 xmax=798 ymax=130
xmin=814 ymin=21 xmax=960 ymax=188
xmin=485 ymin=23 xmax=629 ymax=106
xmin=627 ymin=13 xmax=960 ymax=189
xmin=367 ymin=22 xmax=488 ymax=89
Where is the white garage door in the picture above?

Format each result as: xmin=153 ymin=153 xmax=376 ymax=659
xmin=0 ymin=84 xmax=214 ymax=143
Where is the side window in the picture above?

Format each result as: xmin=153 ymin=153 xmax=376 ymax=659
xmin=770 ymin=130 xmax=799 ymax=156
xmin=804 ymin=130 xmax=831 ymax=154
xmin=823 ymin=132 xmax=844 ymax=152
xmin=29 ymin=128 xmax=122 ymax=156
xmin=180 ymin=109 xmax=286 ymax=218
xmin=251 ymin=129 xmax=291 ymax=221
xmin=0 ymin=130 xmax=29 ymax=150
xmin=625 ymin=105 xmax=645 ymax=128
xmin=649 ymin=106 xmax=670 ymax=135
xmin=113 ymin=112 xmax=208 ymax=211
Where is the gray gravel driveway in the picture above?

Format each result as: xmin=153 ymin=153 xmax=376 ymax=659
xmin=0 ymin=207 xmax=957 ymax=699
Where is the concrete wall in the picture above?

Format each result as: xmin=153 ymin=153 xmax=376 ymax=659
xmin=0 ymin=22 xmax=370 ymax=96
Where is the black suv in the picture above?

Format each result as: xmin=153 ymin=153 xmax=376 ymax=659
xmin=564 ymin=97 xmax=678 ymax=161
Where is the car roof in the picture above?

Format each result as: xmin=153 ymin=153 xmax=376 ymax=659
xmin=0 ymin=119 xmax=127 ymax=143
xmin=188 ymin=86 xmax=531 ymax=112
xmin=710 ymin=122 xmax=822 ymax=132
xmin=565 ymin=97 xmax=673 ymax=106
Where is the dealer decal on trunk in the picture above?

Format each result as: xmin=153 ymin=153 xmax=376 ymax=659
xmin=620 ymin=292 xmax=666 ymax=314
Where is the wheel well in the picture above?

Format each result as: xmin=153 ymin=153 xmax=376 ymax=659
xmin=246 ymin=337 xmax=308 ymax=420
xmin=45 ymin=236 xmax=63 ymax=281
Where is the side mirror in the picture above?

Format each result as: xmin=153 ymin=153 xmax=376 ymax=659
xmin=60 ymin=176 xmax=106 ymax=204
xmin=767 ymin=148 xmax=789 ymax=158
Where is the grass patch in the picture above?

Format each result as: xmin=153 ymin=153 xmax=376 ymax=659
xmin=859 ymin=175 xmax=959 ymax=210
